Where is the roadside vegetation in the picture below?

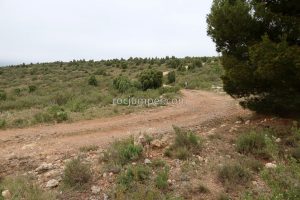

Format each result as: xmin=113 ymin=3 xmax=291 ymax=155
xmin=0 ymin=56 xmax=222 ymax=129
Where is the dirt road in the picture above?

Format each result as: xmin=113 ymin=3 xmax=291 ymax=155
xmin=0 ymin=90 xmax=249 ymax=162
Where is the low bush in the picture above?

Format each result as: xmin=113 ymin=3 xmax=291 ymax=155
xmin=113 ymin=76 xmax=132 ymax=93
xmin=63 ymin=158 xmax=91 ymax=189
xmin=88 ymin=75 xmax=98 ymax=86
xmin=236 ymin=130 xmax=276 ymax=159
xmin=167 ymin=71 xmax=176 ymax=84
xmin=0 ymin=119 xmax=6 ymax=129
xmin=164 ymin=126 xmax=202 ymax=160
xmin=118 ymin=165 xmax=150 ymax=189
xmin=48 ymin=106 xmax=68 ymax=123
xmin=0 ymin=176 xmax=55 ymax=200
xmin=28 ymin=85 xmax=37 ymax=93
xmin=102 ymin=136 xmax=143 ymax=166
xmin=139 ymin=69 xmax=163 ymax=90
xmin=218 ymin=163 xmax=251 ymax=187
xmin=79 ymin=145 xmax=99 ymax=152
xmin=155 ymin=167 xmax=169 ymax=190
xmin=33 ymin=112 xmax=53 ymax=123
xmin=0 ymin=90 xmax=7 ymax=101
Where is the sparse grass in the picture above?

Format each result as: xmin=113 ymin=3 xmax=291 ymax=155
xmin=155 ymin=167 xmax=169 ymax=190
xmin=62 ymin=158 xmax=91 ymax=189
xmin=196 ymin=183 xmax=210 ymax=194
xmin=117 ymin=165 xmax=150 ymax=189
xmin=79 ymin=145 xmax=99 ymax=152
xmin=0 ymin=119 xmax=6 ymax=129
xmin=218 ymin=163 xmax=251 ymax=188
xmin=0 ymin=176 xmax=55 ymax=200
xmin=151 ymin=158 xmax=166 ymax=168
xmin=164 ymin=126 xmax=202 ymax=160
xmin=102 ymin=136 xmax=143 ymax=166
xmin=261 ymin=159 xmax=300 ymax=199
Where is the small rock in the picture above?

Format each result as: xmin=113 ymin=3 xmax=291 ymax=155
xmin=151 ymin=139 xmax=163 ymax=148
xmin=265 ymin=163 xmax=277 ymax=169
xmin=103 ymin=193 xmax=109 ymax=200
xmin=144 ymin=158 xmax=152 ymax=164
xmin=180 ymin=174 xmax=190 ymax=181
xmin=229 ymin=127 xmax=238 ymax=133
xmin=109 ymin=172 xmax=113 ymax=176
xmin=197 ymin=156 xmax=205 ymax=162
xmin=2 ymin=190 xmax=11 ymax=199
xmin=245 ymin=120 xmax=250 ymax=125
xmin=252 ymin=181 xmax=258 ymax=186
xmin=46 ymin=179 xmax=59 ymax=188
xmin=35 ymin=163 xmax=53 ymax=174
xmin=167 ymin=179 xmax=172 ymax=185
xmin=107 ymin=167 xmax=121 ymax=174
xmin=103 ymin=173 xmax=107 ymax=178
xmin=235 ymin=120 xmax=242 ymax=124
xmin=275 ymin=138 xmax=281 ymax=143
xmin=91 ymin=186 xmax=101 ymax=194
xmin=220 ymin=124 xmax=226 ymax=128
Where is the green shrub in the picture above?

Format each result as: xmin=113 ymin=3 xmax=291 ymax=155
xmin=79 ymin=145 xmax=99 ymax=152
xmin=218 ymin=163 xmax=251 ymax=186
xmin=28 ymin=85 xmax=37 ymax=93
xmin=33 ymin=112 xmax=53 ymax=123
xmin=14 ymin=88 xmax=21 ymax=96
xmin=0 ymin=90 xmax=7 ymax=101
xmin=165 ymin=126 xmax=202 ymax=160
xmin=167 ymin=71 xmax=176 ymax=84
xmin=113 ymin=76 xmax=132 ymax=93
xmin=118 ymin=165 xmax=150 ymax=189
xmin=291 ymin=147 xmax=300 ymax=161
xmin=236 ymin=131 xmax=274 ymax=159
xmin=0 ymin=119 xmax=6 ymax=129
xmin=48 ymin=106 xmax=68 ymax=123
xmin=0 ymin=176 xmax=55 ymax=200
xmin=88 ymin=75 xmax=98 ymax=86
xmin=139 ymin=69 xmax=163 ymax=90
xmin=155 ymin=167 xmax=169 ymax=190
xmin=151 ymin=159 xmax=166 ymax=168
xmin=174 ymin=147 xmax=190 ymax=160
xmin=102 ymin=136 xmax=143 ymax=166
xmin=94 ymin=68 xmax=107 ymax=75
xmin=63 ymin=158 xmax=91 ymax=189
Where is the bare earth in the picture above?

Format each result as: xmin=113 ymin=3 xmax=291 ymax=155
xmin=0 ymin=90 xmax=249 ymax=168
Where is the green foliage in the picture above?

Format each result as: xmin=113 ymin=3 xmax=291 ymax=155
xmin=102 ymin=136 xmax=143 ymax=166
xmin=207 ymin=0 xmax=300 ymax=115
xmin=79 ymin=145 xmax=99 ymax=152
xmin=236 ymin=130 xmax=277 ymax=159
xmin=0 ymin=176 xmax=55 ymax=200
xmin=218 ymin=163 xmax=251 ymax=187
xmin=88 ymin=75 xmax=98 ymax=86
xmin=28 ymin=85 xmax=37 ymax=93
xmin=167 ymin=71 xmax=176 ymax=84
xmin=48 ymin=106 xmax=68 ymax=123
xmin=113 ymin=76 xmax=132 ymax=93
xmin=0 ymin=119 xmax=6 ymax=129
xmin=63 ymin=158 xmax=91 ymax=189
xmin=0 ymin=90 xmax=7 ymax=101
xmin=155 ymin=167 xmax=169 ymax=190
xmin=118 ymin=165 xmax=150 ymax=189
xmin=139 ymin=69 xmax=163 ymax=90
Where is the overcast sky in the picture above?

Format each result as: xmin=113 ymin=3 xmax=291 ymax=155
xmin=0 ymin=0 xmax=217 ymax=66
